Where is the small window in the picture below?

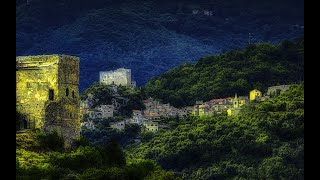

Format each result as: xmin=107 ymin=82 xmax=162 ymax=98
xmin=49 ymin=89 xmax=54 ymax=100
xmin=72 ymin=91 xmax=75 ymax=98
xmin=66 ymin=88 xmax=69 ymax=97
xmin=23 ymin=119 xmax=28 ymax=129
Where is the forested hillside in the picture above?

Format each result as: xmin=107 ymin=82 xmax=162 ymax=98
xmin=145 ymin=37 xmax=304 ymax=107
xmin=128 ymin=84 xmax=304 ymax=179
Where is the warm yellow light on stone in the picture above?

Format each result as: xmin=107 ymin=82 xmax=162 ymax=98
xmin=16 ymin=55 xmax=80 ymax=148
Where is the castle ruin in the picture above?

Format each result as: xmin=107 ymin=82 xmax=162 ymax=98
xmin=99 ymin=68 xmax=136 ymax=87
xmin=16 ymin=55 xmax=80 ymax=148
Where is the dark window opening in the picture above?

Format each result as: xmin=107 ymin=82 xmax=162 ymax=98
xmin=66 ymin=88 xmax=69 ymax=97
xmin=72 ymin=91 xmax=75 ymax=98
xmin=22 ymin=119 xmax=28 ymax=129
xmin=49 ymin=89 xmax=54 ymax=100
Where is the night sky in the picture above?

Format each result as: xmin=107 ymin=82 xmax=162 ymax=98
xmin=16 ymin=0 xmax=304 ymax=92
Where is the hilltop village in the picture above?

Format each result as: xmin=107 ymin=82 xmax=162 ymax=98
xmin=80 ymin=67 xmax=293 ymax=133
xmin=15 ymin=55 xmax=295 ymax=148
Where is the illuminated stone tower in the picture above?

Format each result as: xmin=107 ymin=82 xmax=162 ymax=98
xmin=16 ymin=55 xmax=80 ymax=148
xmin=99 ymin=68 xmax=136 ymax=87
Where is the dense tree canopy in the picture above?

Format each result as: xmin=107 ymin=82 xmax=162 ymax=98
xmin=128 ymin=84 xmax=304 ymax=179
xmin=145 ymin=38 xmax=304 ymax=107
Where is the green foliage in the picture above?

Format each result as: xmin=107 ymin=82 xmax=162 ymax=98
xmin=50 ymin=146 xmax=104 ymax=171
xmin=17 ymin=142 xmax=178 ymax=179
xmin=81 ymin=82 xmax=145 ymax=116
xmin=145 ymin=38 xmax=304 ymax=107
xmin=16 ymin=130 xmax=43 ymax=151
xmin=74 ymin=136 xmax=91 ymax=147
xmin=38 ymin=130 xmax=65 ymax=152
xmin=128 ymin=84 xmax=304 ymax=179
xmin=140 ymin=131 xmax=155 ymax=143
xmin=101 ymin=140 xmax=126 ymax=167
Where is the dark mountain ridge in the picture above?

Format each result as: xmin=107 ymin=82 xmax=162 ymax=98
xmin=16 ymin=0 xmax=304 ymax=91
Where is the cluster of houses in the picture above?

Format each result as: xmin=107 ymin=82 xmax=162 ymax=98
xmin=143 ymin=97 xmax=194 ymax=119
xmin=192 ymin=84 xmax=292 ymax=117
xmin=80 ymin=67 xmax=293 ymax=133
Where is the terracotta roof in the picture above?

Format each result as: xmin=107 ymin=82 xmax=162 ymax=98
xmin=144 ymin=113 xmax=161 ymax=117
xmin=209 ymin=99 xmax=225 ymax=103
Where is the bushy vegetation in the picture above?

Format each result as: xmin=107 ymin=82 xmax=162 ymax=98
xmin=81 ymin=117 xmax=141 ymax=148
xmin=146 ymin=38 xmax=304 ymax=107
xmin=81 ymin=82 xmax=146 ymax=116
xmin=16 ymin=130 xmax=179 ymax=179
xmin=128 ymin=84 xmax=304 ymax=179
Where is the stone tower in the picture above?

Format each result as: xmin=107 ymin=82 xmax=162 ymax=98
xmin=99 ymin=68 xmax=136 ymax=87
xmin=16 ymin=55 xmax=80 ymax=148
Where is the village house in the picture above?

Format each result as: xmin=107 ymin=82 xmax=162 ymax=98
xmin=144 ymin=113 xmax=161 ymax=120
xmin=178 ymin=106 xmax=194 ymax=117
xmin=266 ymin=85 xmax=291 ymax=97
xmin=87 ymin=105 xmax=114 ymax=119
xmin=227 ymin=107 xmax=242 ymax=116
xmin=250 ymin=89 xmax=262 ymax=101
xmin=232 ymin=94 xmax=249 ymax=108
xmin=192 ymin=103 xmax=214 ymax=117
xmin=81 ymin=120 xmax=95 ymax=130
xmin=110 ymin=120 xmax=125 ymax=131
xmin=143 ymin=121 xmax=159 ymax=132
xmin=128 ymin=110 xmax=146 ymax=125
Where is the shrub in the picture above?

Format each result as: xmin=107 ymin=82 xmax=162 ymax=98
xmin=38 ymin=130 xmax=64 ymax=152
xmin=49 ymin=146 xmax=103 ymax=171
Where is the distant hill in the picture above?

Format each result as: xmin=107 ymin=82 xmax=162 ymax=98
xmin=145 ymin=37 xmax=304 ymax=107
xmin=16 ymin=0 xmax=304 ymax=91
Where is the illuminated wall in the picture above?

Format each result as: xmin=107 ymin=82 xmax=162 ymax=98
xmin=16 ymin=55 xmax=80 ymax=148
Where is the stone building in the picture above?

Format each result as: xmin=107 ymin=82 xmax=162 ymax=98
xmin=227 ymin=107 xmax=242 ymax=116
xmin=131 ymin=110 xmax=146 ymax=125
xmin=143 ymin=121 xmax=159 ymax=132
xmin=249 ymin=89 xmax=262 ymax=101
xmin=99 ymin=68 xmax=136 ymax=87
xmin=232 ymin=94 xmax=249 ymax=108
xmin=110 ymin=120 xmax=125 ymax=131
xmin=266 ymin=85 xmax=292 ymax=97
xmin=16 ymin=55 xmax=80 ymax=148
xmin=88 ymin=105 xmax=114 ymax=119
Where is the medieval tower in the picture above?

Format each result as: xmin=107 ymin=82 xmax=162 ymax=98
xmin=16 ymin=55 xmax=80 ymax=148
xmin=99 ymin=68 xmax=136 ymax=87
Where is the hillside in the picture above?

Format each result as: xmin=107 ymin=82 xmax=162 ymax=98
xmin=128 ymin=84 xmax=304 ymax=179
xmin=16 ymin=130 xmax=180 ymax=179
xmin=145 ymin=37 xmax=304 ymax=107
xmin=16 ymin=0 xmax=304 ymax=91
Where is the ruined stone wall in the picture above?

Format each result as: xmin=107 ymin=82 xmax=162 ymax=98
xmin=16 ymin=55 xmax=80 ymax=149
xmin=99 ymin=68 xmax=131 ymax=86
xmin=56 ymin=56 xmax=80 ymax=147
xmin=16 ymin=55 xmax=60 ymax=128
xmin=266 ymin=85 xmax=291 ymax=96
